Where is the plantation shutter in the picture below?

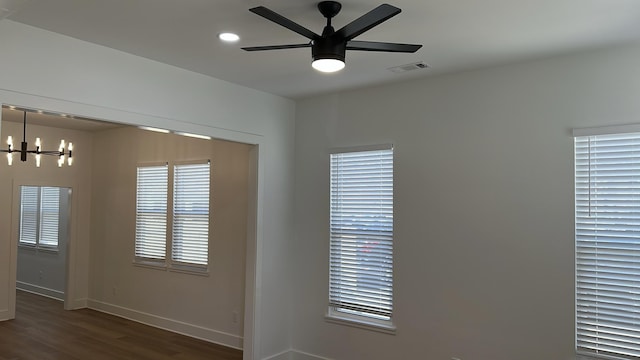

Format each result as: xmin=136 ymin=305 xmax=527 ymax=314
xmin=19 ymin=186 xmax=39 ymax=245
xmin=135 ymin=165 xmax=168 ymax=260
xmin=329 ymin=148 xmax=394 ymax=320
xmin=172 ymin=162 xmax=210 ymax=266
xmin=575 ymin=132 xmax=640 ymax=359
xmin=39 ymin=187 xmax=60 ymax=248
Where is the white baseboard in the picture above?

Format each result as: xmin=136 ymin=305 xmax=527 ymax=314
xmin=16 ymin=281 xmax=64 ymax=301
xmin=65 ymin=297 xmax=88 ymax=310
xmin=87 ymin=299 xmax=243 ymax=349
xmin=291 ymin=350 xmax=333 ymax=360
xmin=262 ymin=349 xmax=292 ymax=360
xmin=263 ymin=350 xmax=332 ymax=360
xmin=0 ymin=308 xmax=11 ymax=321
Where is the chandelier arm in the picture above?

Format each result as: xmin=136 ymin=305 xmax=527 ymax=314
xmin=36 ymin=150 xmax=65 ymax=156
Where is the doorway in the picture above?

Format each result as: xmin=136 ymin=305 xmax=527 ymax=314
xmin=1 ymin=104 xmax=259 ymax=359
xmin=15 ymin=185 xmax=72 ymax=303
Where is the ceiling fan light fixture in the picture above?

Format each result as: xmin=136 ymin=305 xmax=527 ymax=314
xmin=218 ymin=32 xmax=240 ymax=42
xmin=312 ymin=58 xmax=345 ymax=73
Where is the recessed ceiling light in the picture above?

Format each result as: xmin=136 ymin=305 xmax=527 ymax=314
xmin=218 ymin=32 xmax=240 ymax=42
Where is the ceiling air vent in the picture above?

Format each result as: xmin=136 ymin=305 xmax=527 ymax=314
xmin=0 ymin=0 xmax=30 ymax=20
xmin=388 ymin=61 xmax=430 ymax=73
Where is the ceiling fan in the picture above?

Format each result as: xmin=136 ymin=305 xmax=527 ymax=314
xmin=242 ymin=1 xmax=422 ymax=73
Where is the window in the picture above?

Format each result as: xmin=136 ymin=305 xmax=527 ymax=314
xmin=575 ymin=130 xmax=640 ymax=359
xmin=135 ymin=161 xmax=211 ymax=271
xmin=19 ymin=186 xmax=60 ymax=250
xmin=328 ymin=146 xmax=394 ymax=329
xmin=135 ymin=165 xmax=168 ymax=261
xmin=172 ymin=163 xmax=210 ymax=267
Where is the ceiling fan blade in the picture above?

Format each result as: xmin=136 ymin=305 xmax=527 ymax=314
xmin=249 ymin=6 xmax=319 ymax=40
xmin=242 ymin=43 xmax=312 ymax=52
xmin=336 ymin=4 xmax=401 ymax=41
xmin=346 ymin=40 xmax=422 ymax=53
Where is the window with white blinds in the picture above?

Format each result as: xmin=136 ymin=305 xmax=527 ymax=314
xmin=135 ymin=165 xmax=168 ymax=261
xmin=19 ymin=186 xmax=60 ymax=249
xmin=19 ymin=186 xmax=39 ymax=246
xmin=575 ymin=132 xmax=640 ymax=360
xmin=172 ymin=162 xmax=210 ymax=267
xmin=329 ymin=147 xmax=394 ymax=325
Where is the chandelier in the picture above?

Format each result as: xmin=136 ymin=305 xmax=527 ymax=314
xmin=1 ymin=111 xmax=73 ymax=167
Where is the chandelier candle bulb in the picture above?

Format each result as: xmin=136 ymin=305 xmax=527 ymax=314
xmin=67 ymin=142 xmax=73 ymax=166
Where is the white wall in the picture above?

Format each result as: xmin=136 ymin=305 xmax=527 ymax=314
xmin=0 ymin=20 xmax=295 ymax=360
xmin=292 ymin=42 xmax=640 ymax=359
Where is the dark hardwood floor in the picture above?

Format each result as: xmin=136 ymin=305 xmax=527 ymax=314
xmin=0 ymin=290 xmax=243 ymax=360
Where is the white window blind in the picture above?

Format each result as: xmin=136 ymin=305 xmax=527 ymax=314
xmin=39 ymin=187 xmax=60 ymax=247
xmin=19 ymin=186 xmax=39 ymax=246
xmin=172 ymin=162 xmax=210 ymax=267
xmin=329 ymin=148 xmax=394 ymax=321
xmin=135 ymin=165 xmax=168 ymax=260
xmin=575 ymin=132 xmax=640 ymax=360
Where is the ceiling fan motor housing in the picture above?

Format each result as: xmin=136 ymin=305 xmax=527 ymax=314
xmin=312 ymin=37 xmax=346 ymax=63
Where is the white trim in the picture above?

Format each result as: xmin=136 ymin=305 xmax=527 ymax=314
xmin=575 ymin=352 xmax=620 ymax=360
xmin=0 ymin=308 xmax=10 ymax=321
xmin=16 ymin=281 xmax=64 ymax=301
xmin=329 ymin=143 xmax=393 ymax=154
xmin=87 ymin=299 xmax=243 ymax=349
xmin=262 ymin=349 xmax=292 ymax=360
xmin=66 ymin=297 xmax=88 ymax=310
xmin=291 ymin=350 xmax=334 ymax=360
xmin=572 ymin=123 xmax=640 ymax=137
xmin=325 ymin=313 xmax=396 ymax=335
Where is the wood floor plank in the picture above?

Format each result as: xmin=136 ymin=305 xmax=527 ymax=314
xmin=0 ymin=291 xmax=243 ymax=360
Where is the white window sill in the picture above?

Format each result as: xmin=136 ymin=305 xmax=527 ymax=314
xmin=133 ymin=259 xmax=167 ymax=270
xmin=169 ymin=263 xmax=209 ymax=277
xmin=133 ymin=259 xmax=209 ymax=276
xmin=325 ymin=313 xmax=396 ymax=335
xmin=18 ymin=244 xmax=59 ymax=254
xmin=575 ymin=351 xmax=621 ymax=360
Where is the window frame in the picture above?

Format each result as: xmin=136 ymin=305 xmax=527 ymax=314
xmin=574 ymin=127 xmax=640 ymax=360
xmin=326 ymin=145 xmax=396 ymax=333
xmin=134 ymin=163 xmax=169 ymax=267
xmin=18 ymin=185 xmax=61 ymax=252
xmin=171 ymin=160 xmax=211 ymax=273
xmin=134 ymin=160 xmax=211 ymax=275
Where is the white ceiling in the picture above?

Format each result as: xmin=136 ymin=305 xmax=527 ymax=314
xmin=4 ymin=0 xmax=640 ymax=99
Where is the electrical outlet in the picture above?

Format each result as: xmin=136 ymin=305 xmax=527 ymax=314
xmin=112 ymin=287 xmax=117 ymax=296
xmin=232 ymin=311 xmax=239 ymax=324
xmin=38 ymin=271 xmax=43 ymax=280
